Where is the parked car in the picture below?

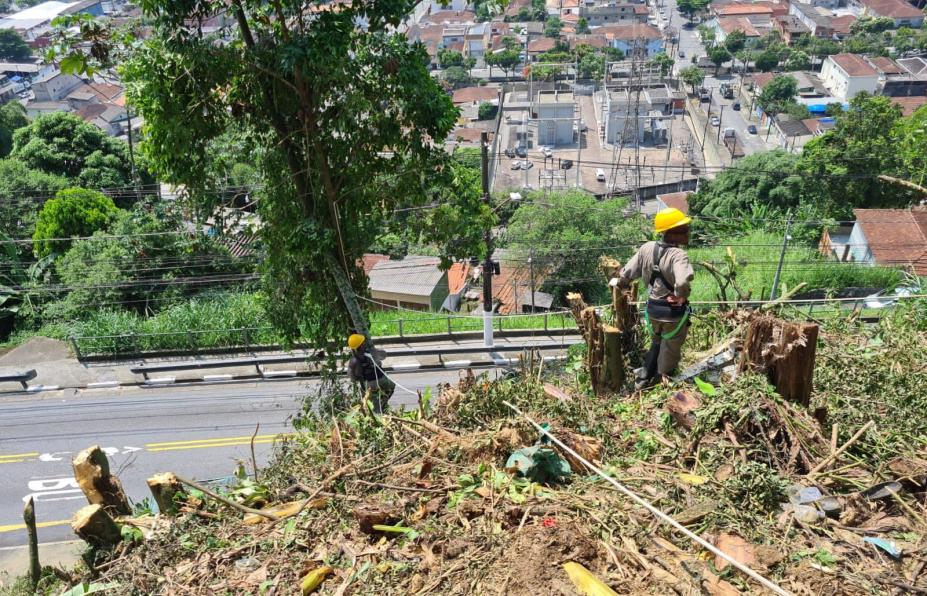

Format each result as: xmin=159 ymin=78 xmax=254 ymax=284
xmin=511 ymin=160 xmax=522 ymax=170
xmin=561 ymin=159 xmax=573 ymax=170
xmin=522 ymin=160 xmax=534 ymax=170
xmin=678 ymin=50 xmax=685 ymax=58
xmin=595 ymin=168 xmax=607 ymax=182
xmin=503 ymin=148 xmax=515 ymax=158
xmin=732 ymin=102 xmax=741 ymax=111
xmin=747 ymin=124 xmax=758 ymax=134
xmin=542 ymin=146 xmax=553 ymax=158
xmin=515 ymin=146 xmax=527 ymax=158
xmin=710 ymin=116 xmax=720 ymax=126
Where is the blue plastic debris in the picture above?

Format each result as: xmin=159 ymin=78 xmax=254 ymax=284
xmin=863 ymin=537 xmax=902 ymax=559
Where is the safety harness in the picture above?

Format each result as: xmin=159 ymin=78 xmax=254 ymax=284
xmin=644 ymin=242 xmax=690 ymax=341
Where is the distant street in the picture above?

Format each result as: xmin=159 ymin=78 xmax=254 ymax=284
xmin=0 ymin=369 xmax=502 ymax=548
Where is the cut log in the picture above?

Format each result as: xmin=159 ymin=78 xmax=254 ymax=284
xmin=23 ymin=497 xmax=40 ymax=589
xmin=555 ymin=429 xmax=603 ymax=473
xmin=666 ymin=391 xmax=701 ymax=430
xmin=72 ymin=446 xmax=131 ymax=516
xmin=353 ymin=503 xmax=402 ymax=535
xmin=739 ymin=316 xmax=818 ymax=406
xmin=602 ymin=324 xmax=625 ymax=392
xmin=147 ymin=473 xmax=184 ymax=515
xmin=71 ymin=504 xmax=121 ymax=547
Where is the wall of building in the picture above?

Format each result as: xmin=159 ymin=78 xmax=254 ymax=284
xmin=847 ymin=223 xmax=874 ymax=264
xmin=536 ymin=102 xmax=575 ymax=145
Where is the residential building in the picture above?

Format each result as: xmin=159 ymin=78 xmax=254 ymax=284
xmin=406 ymin=23 xmax=444 ymax=67
xmin=711 ymin=2 xmax=774 ymax=23
xmin=423 ymin=9 xmax=476 ymax=25
xmin=31 ymin=70 xmax=81 ymax=102
xmin=452 ymin=86 xmax=500 ymax=106
xmin=527 ymin=36 xmax=558 ymax=55
xmin=25 ymin=100 xmax=70 ymax=118
xmin=0 ymin=1 xmax=103 ymax=41
xmin=788 ymin=2 xmax=835 ymax=37
xmin=441 ymin=24 xmax=469 ymax=48
xmin=773 ymin=15 xmax=811 ymax=44
xmin=874 ymin=56 xmax=927 ymax=98
xmin=0 ymin=76 xmax=17 ymax=103
xmin=465 ymin=22 xmax=488 ymax=60
xmin=854 ymin=0 xmax=924 ymax=27
xmin=711 ymin=16 xmax=764 ymax=43
xmin=843 ymin=208 xmax=927 ymax=275
xmin=367 ymin=257 xmax=450 ymax=311
xmin=568 ymin=34 xmax=609 ymax=50
xmin=829 ymin=15 xmax=857 ymax=39
xmin=793 ymin=0 xmax=840 ymax=10
xmin=891 ymin=96 xmax=927 ymax=116
xmin=820 ymin=53 xmax=879 ymax=100
xmin=534 ymin=90 xmax=575 ymax=146
xmin=598 ymin=24 xmax=663 ymax=57
xmin=578 ymin=2 xmax=648 ymax=26
xmin=429 ymin=0 xmax=470 ymax=12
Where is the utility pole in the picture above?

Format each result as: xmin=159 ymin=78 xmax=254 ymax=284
xmin=715 ymin=104 xmax=725 ymax=143
xmin=700 ymin=88 xmax=713 ymax=151
xmin=770 ymin=213 xmax=793 ymax=301
xmin=529 ymin=249 xmax=536 ymax=312
xmin=480 ymin=131 xmax=494 ymax=347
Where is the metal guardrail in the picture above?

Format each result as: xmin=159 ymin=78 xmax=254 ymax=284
xmin=0 ymin=369 xmax=37 ymax=389
xmin=129 ymin=341 xmax=581 ymax=379
xmin=70 ymin=311 xmax=574 ymax=361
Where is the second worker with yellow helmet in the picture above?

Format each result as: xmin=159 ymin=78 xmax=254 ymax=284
xmin=614 ymin=207 xmax=695 ymax=388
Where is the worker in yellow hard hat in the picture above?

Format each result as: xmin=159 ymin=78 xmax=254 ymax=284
xmin=612 ymin=208 xmax=695 ymax=388
xmin=346 ymin=333 xmax=395 ymax=413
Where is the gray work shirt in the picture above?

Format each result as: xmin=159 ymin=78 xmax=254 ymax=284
xmin=618 ymin=240 xmax=695 ymax=301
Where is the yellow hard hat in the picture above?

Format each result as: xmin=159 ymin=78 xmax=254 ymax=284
xmin=347 ymin=334 xmax=366 ymax=350
xmin=654 ymin=208 xmax=691 ymax=234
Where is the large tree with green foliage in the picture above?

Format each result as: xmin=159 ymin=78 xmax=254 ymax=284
xmin=0 ymin=160 xmax=69 ymax=247
xmin=757 ymin=74 xmax=798 ymax=115
xmin=32 ymin=188 xmax=120 ymax=258
xmin=0 ymin=29 xmax=31 ymax=61
xmin=506 ymin=191 xmax=644 ymax=302
xmin=113 ymin=0 xmax=486 ymax=344
xmin=677 ymin=0 xmax=709 ymax=21
xmin=798 ymin=93 xmax=914 ymax=215
xmin=485 ymin=47 xmax=521 ymax=77
xmin=679 ymin=65 xmax=705 ymax=93
xmin=754 ymin=50 xmax=779 ymax=72
xmin=11 ymin=112 xmax=148 ymax=197
xmin=0 ymin=101 xmax=28 ymax=158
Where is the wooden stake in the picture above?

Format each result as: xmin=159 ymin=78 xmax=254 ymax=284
xmin=808 ymin=420 xmax=875 ymax=477
xmin=147 ymin=472 xmax=184 ymax=515
xmin=23 ymin=496 xmax=40 ymax=589
xmin=72 ymin=446 xmax=131 ymax=516
xmin=71 ymin=504 xmax=121 ymax=547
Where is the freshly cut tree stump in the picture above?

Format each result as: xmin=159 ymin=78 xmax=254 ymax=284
xmin=72 ymin=504 xmax=121 ymax=547
xmin=147 ymin=473 xmax=184 ymax=515
xmin=739 ymin=316 xmax=818 ymax=406
xmin=73 ymin=446 xmax=131 ymax=516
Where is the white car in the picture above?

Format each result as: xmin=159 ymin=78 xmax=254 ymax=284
xmin=542 ymin=146 xmax=553 ymax=158
xmin=710 ymin=116 xmax=721 ymax=126
xmin=595 ymin=168 xmax=607 ymax=181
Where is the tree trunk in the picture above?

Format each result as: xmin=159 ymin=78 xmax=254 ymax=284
xmin=147 ymin=473 xmax=184 ymax=515
xmin=72 ymin=446 xmax=131 ymax=516
xmin=602 ymin=324 xmax=625 ymax=391
xmin=23 ymin=497 xmax=40 ymax=589
xmin=739 ymin=316 xmax=818 ymax=406
xmin=71 ymin=504 xmax=121 ymax=548
xmin=324 ymin=250 xmax=371 ymax=341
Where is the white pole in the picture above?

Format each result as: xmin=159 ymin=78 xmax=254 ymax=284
xmin=483 ymin=307 xmax=494 ymax=347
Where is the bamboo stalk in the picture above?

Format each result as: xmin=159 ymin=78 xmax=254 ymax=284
xmin=807 ymin=420 xmax=875 ymax=476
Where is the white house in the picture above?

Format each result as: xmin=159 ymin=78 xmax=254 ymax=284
xmin=854 ymin=0 xmax=925 ymax=28
xmin=534 ymin=90 xmax=575 ymax=146
xmin=820 ymin=53 xmax=879 ymax=101
xmin=31 ymin=70 xmax=82 ymax=102
xmin=844 ymin=208 xmax=927 ymax=275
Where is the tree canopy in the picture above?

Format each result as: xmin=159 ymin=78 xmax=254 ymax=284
xmin=117 ymin=0 xmax=483 ymax=344
xmin=11 ymin=112 xmax=148 ymax=197
xmin=0 ymin=28 xmax=31 ymax=61
xmin=506 ymin=191 xmax=644 ymax=303
xmin=757 ymin=74 xmax=798 ymax=115
xmin=0 ymin=101 xmax=28 ymax=158
xmin=0 ymin=159 xmax=70 ymax=247
xmin=679 ymin=65 xmax=705 ymax=92
xmin=32 ymin=188 xmax=120 ymax=258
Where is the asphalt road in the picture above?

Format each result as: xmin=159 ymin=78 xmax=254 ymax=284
xmin=0 ymin=369 xmax=500 ymax=549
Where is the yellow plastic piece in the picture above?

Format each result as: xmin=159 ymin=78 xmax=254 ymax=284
xmin=301 ymin=565 xmax=333 ymax=594
xmin=678 ymin=472 xmax=709 ymax=486
xmin=563 ymin=562 xmax=618 ymax=596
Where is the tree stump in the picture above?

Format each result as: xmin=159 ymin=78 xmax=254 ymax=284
xmin=73 ymin=446 xmax=131 ymax=516
xmin=71 ymin=504 xmax=121 ymax=547
xmin=23 ymin=497 xmax=40 ymax=589
xmin=739 ymin=316 xmax=818 ymax=406
xmin=147 ymin=473 xmax=184 ymax=515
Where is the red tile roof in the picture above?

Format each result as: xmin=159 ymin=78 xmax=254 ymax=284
xmin=452 ymin=86 xmax=499 ymax=104
xmin=830 ymin=53 xmax=878 ymax=77
xmin=425 ymin=10 xmax=476 ymax=24
xmin=717 ymin=16 xmax=761 ymax=37
xmin=597 ymin=23 xmax=662 ymax=40
xmin=829 ymin=15 xmax=856 ymax=35
xmin=891 ymin=95 xmax=927 ymax=116
xmin=854 ymin=207 xmax=927 ymax=275
xmin=861 ymin=0 xmax=924 ymax=19
xmin=528 ymin=37 xmax=557 ymax=52
xmin=360 ymin=254 xmax=390 ymax=274
xmin=447 ymin=262 xmax=472 ymax=294
xmin=715 ymin=3 xmax=774 ymax=16
xmin=569 ymin=34 xmax=608 ymax=49
xmin=869 ymin=56 xmax=904 ymax=75
xmin=451 ymin=126 xmax=491 ymax=143
xmin=749 ymin=72 xmax=776 ymax=91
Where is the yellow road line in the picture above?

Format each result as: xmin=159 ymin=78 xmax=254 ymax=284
xmin=0 ymin=452 xmax=39 ymax=460
xmin=146 ymin=438 xmax=281 ymax=453
xmin=0 ymin=460 xmax=25 ymax=465
xmin=145 ymin=434 xmax=287 ymax=448
xmin=0 ymin=520 xmax=71 ymax=533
